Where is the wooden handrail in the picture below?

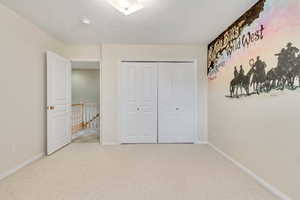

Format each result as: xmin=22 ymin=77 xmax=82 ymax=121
xmin=72 ymin=103 xmax=99 ymax=133
xmin=84 ymin=113 xmax=100 ymax=128
xmin=72 ymin=104 xmax=84 ymax=107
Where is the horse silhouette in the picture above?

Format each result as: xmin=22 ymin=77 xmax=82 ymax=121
xmin=230 ymin=67 xmax=255 ymax=98
xmin=266 ymin=68 xmax=280 ymax=91
xmin=251 ymin=60 xmax=268 ymax=94
xmin=227 ymin=42 xmax=300 ymax=98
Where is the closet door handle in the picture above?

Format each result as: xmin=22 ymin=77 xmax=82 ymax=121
xmin=137 ymin=107 xmax=140 ymax=111
xmin=176 ymin=107 xmax=180 ymax=111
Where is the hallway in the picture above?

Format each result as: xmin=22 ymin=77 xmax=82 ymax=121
xmin=72 ymin=129 xmax=99 ymax=143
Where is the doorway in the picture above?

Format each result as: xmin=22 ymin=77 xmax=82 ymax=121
xmin=71 ymin=60 xmax=100 ymax=143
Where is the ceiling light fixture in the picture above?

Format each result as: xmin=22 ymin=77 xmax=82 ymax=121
xmin=81 ymin=18 xmax=91 ymax=25
xmin=106 ymin=0 xmax=144 ymax=16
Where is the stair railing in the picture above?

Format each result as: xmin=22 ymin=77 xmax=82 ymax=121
xmin=72 ymin=103 xmax=100 ymax=134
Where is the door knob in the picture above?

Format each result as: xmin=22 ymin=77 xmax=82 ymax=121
xmin=137 ymin=107 xmax=140 ymax=111
xmin=176 ymin=108 xmax=179 ymax=110
xmin=47 ymin=106 xmax=55 ymax=110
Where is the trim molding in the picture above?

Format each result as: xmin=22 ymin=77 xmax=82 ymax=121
xmin=102 ymin=142 xmax=120 ymax=145
xmin=0 ymin=153 xmax=44 ymax=181
xmin=194 ymin=141 xmax=208 ymax=144
xmin=208 ymin=143 xmax=292 ymax=200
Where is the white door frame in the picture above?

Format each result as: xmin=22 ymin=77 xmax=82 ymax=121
xmin=70 ymin=59 xmax=102 ymax=145
xmin=118 ymin=59 xmax=199 ymax=144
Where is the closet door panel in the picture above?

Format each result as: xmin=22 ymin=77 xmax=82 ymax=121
xmin=121 ymin=64 xmax=140 ymax=142
xmin=158 ymin=63 xmax=196 ymax=143
xmin=139 ymin=66 xmax=158 ymax=141
xmin=121 ymin=63 xmax=157 ymax=143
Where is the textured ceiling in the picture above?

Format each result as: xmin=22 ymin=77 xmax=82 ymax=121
xmin=0 ymin=0 xmax=258 ymax=44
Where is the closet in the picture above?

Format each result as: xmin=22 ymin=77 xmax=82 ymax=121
xmin=120 ymin=61 xmax=197 ymax=144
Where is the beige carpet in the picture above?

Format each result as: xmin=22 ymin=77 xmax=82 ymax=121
xmin=72 ymin=133 xmax=99 ymax=143
xmin=0 ymin=144 xmax=278 ymax=200
xmin=72 ymin=129 xmax=99 ymax=143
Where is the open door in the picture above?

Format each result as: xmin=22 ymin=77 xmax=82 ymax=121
xmin=47 ymin=51 xmax=71 ymax=155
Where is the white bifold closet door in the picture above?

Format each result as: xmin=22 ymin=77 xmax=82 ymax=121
xmin=158 ymin=63 xmax=196 ymax=143
xmin=120 ymin=62 xmax=158 ymax=144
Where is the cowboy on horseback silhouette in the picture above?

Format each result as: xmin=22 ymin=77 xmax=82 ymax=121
xmin=294 ymin=54 xmax=300 ymax=87
xmin=251 ymin=56 xmax=267 ymax=93
xmin=254 ymin=56 xmax=266 ymax=75
xmin=228 ymin=42 xmax=300 ymax=98
xmin=229 ymin=62 xmax=255 ymax=98
xmin=239 ymin=65 xmax=245 ymax=77
xmin=275 ymin=42 xmax=299 ymax=89
xmin=234 ymin=66 xmax=239 ymax=78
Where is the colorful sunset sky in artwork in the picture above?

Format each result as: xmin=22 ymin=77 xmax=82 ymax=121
xmin=212 ymin=0 xmax=300 ymax=79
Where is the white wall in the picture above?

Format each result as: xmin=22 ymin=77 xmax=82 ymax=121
xmin=0 ymin=2 xmax=298 ymax=198
xmin=208 ymin=55 xmax=300 ymax=199
xmin=0 ymin=4 xmax=66 ymax=176
xmin=0 ymin=3 xmax=209 ymax=180
xmin=64 ymin=45 xmax=101 ymax=61
xmin=101 ymin=44 xmax=208 ymax=145
xmin=72 ymin=69 xmax=100 ymax=104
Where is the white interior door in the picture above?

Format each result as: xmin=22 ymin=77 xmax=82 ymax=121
xmin=158 ymin=62 xmax=196 ymax=143
xmin=47 ymin=51 xmax=71 ymax=155
xmin=120 ymin=62 xmax=157 ymax=144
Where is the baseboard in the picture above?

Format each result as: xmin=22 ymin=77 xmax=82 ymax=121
xmin=194 ymin=141 xmax=208 ymax=144
xmin=102 ymin=142 xmax=120 ymax=145
xmin=208 ymin=143 xmax=292 ymax=200
xmin=102 ymin=141 xmax=208 ymax=145
xmin=0 ymin=153 xmax=44 ymax=181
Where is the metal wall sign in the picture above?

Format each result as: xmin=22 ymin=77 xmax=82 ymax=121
xmin=207 ymin=0 xmax=266 ymax=79
xmin=208 ymin=0 xmax=300 ymax=99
